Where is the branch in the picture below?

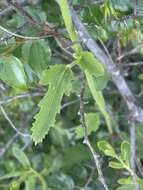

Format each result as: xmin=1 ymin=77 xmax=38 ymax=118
xmin=79 ymin=74 xmax=109 ymax=190
xmin=70 ymin=7 xmax=143 ymax=124
xmin=0 ymin=133 xmax=18 ymax=157
xmin=0 ymin=105 xmax=31 ymax=138
xmin=117 ymin=43 xmax=143 ymax=61
xmin=0 ymin=92 xmax=44 ymax=106
xmin=0 ymin=106 xmax=38 ymax=157
xmin=0 ymin=25 xmax=51 ymax=40
xmin=0 ymin=23 xmax=27 ymax=42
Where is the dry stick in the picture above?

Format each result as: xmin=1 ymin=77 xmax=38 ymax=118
xmin=79 ymin=75 xmax=109 ymax=190
xmin=129 ymin=121 xmax=140 ymax=190
xmin=70 ymin=7 xmax=143 ymax=124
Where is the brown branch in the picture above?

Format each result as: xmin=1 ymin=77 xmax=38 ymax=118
xmin=70 ymin=7 xmax=143 ymax=124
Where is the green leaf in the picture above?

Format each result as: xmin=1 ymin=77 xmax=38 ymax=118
xmin=31 ymin=64 xmax=74 ymax=144
xmin=85 ymin=72 xmax=112 ymax=133
xmin=24 ymin=6 xmax=47 ymax=24
xmin=10 ymin=181 xmax=20 ymax=190
xmin=93 ymin=75 xmax=109 ymax=91
xmin=0 ymin=56 xmax=27 ymax=90
xmin=58 ymin=0 xmax=76 ymax=41
xmin=85 ymin=112 xmax=100 ymax=129
xmin=75 ymin=112 xmax=100 ymax=138
xmin=12 ymin=146 xmax=31 ymax=168
xmin=78 ymin=51 xmax=104 ymax=77
xmin=58 ymin=0 xmax=81 ymax=54
xmin=111 ymin=0 xmax=131 ymax=12
xmin=47 ymin=154 xmax=63 ymax=173
xmin=138 ymin=74 xmax=143 ymax=81
xmin=109 ymin=161 xmax=124 ymax=169
xmin=22 ymin=41 xmax=33 ymax=62
xmin=120 ymin=141 xmax=130 ymax=164
xmin=0 ymin=172 xmax=21 ymax=180
xmin=116 ymin=185 xmax=134 ymax=190
xmin=135 ymin=125 xmax=143 ymax=157
xmin=118 ymin=177 xmax=133 ymax=185
xmin=98 ymin=140 xmax=116 ymax=157
xmin=50 ymin=127 xmax=69 ymax=148
xmin=138 ymin=179 xmax=143 ymax=189
xmin=64 ymin=144 xmax=90 ymax=169
xmin=25 ymin=177 xmax=36 ymax=190
xmin=28 ymin=40 xmax=51 ymax=77
xmin=48 ymin=173 xmax=75 ymax=190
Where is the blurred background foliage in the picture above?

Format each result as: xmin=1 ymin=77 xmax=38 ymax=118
xmin=0 ymin=0 xmax=143 ymax=189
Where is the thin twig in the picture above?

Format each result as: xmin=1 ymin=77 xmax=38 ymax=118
xmin=83 ymin=139 xmax=109 ymax=190
xmin=0 ymin=105 xmax=30 ymax=138
xmin=117 ymin=43 xmax=143 ymax=61
xmin=61 ymin=99 xmax=79 ymax=109
xmin=0 ymin=23 xmax=28 ymax=42
xmin=83 ymin=168 xmax=94 ymax=189
xmin=79 ymin=75 xmax=109 ymax=190
xmin=0 ymin=25 xmax=51 ymax=40
xmin=124 ymin=62 xmax=143 ymax=67
xmin=136 ymin=157 xmax=143 ymax=177
xmin=0 ymin=106 xmax=39 ymax=157
xmin=0 ymin=92 xmax=44 ymax=106
xmin=0 ymin=133 xmax=18 ymax=157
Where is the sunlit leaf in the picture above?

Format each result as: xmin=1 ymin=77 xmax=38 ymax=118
xmin=31 ymin=64 xmax=74 ymax=144
xmin=85 ymin=72 xmax=112 ymax=133
xmin=120 ymin=141 xmax=130 ymax=165
xmin=109 ymin=161 xmax=124 ymax=169
xmin=98 ymin=140 xmax=116 ymax=157
xmin=75 ymin=112 xmax=100 ymax=138
xmin=78 ymin=51 xmax=104 ymax=77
